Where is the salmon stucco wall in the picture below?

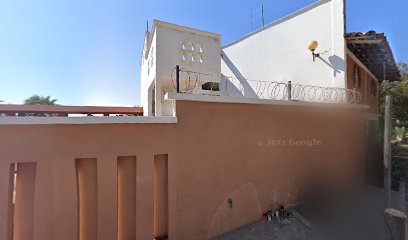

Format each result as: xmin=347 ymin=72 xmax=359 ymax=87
xmin=0 ymin=100 xmax=366 ymax=240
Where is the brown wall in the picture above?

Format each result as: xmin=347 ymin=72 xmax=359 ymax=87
xmin=117 ymin=156 xmax=137 ymax=240
xmin=0 ymin=100 xmax=365 ymax=239
xmin=346 ymin=54 xmax=379 ymax=113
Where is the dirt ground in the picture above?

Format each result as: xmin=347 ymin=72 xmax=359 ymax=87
xmin=213 ymin=186 xmax=406 ymax=240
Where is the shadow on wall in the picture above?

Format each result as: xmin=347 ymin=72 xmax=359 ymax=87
xmin=318 ymin=54 xmax=345 ymax=77
xmin=220 ymin=73 xmax=244 ymax=98
xmin=221 ymin=50 xmax=257 ymax=98
xmin=222 ymin=51 xmax=345 ymax=96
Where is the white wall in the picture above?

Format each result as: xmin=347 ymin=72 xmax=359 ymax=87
xmin=141 ymin=0 xmax=346 ymax=113
xmin=141 ymin=20 xmax=221 ymax=116
xmin=221 ymin=0 xmax=346 ymax=99
xmin=155 ymin=21 xmax=221 ymax=92
xmin=140 ymin=30 xmax=157 ymax=116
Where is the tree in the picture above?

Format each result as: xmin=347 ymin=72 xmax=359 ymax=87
xmin=380 ymin=63 xmax=408 ymax=188
xmin=399 ymin=62 xmax=408 ymax=82
xmin=21 ymin=95 xmax=58 ymax=116
xmin=24 ymin=95 xmax=58 ymax=105
xmin=380 ymin=62 xmax=408 ymax=127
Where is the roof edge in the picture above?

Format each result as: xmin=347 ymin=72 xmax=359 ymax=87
xmin=222 ymin=0 xmax=332 ymax=49
xmin=0 ymin=116 xmax=176 ymax=125
xmin=165 ymin=92 xmax=369 ymax=110
xmin=345 ymin=31 xmax=400 ymax=81
xmin=346 ymin=49 xmax=379 ymax=82
xmin=0 ymin=104 xmax=143 ymax=114
xmin=152 ymin=19 xmax=221 ymax=39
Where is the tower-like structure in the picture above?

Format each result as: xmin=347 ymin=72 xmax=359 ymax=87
xmin=140 ymin=20 xmax=221 ymax=116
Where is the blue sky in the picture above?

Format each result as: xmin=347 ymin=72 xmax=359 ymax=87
xmin=0 ymin=0 xmax=406 ymax=106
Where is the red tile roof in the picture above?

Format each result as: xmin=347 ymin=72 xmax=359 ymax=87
xmin=345 ymin=31 xmax=400 ymax=81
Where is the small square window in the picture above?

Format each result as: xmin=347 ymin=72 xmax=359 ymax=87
xmin=196 ymin=44 xmax=202 ymax=53
xmin=179 ymin=41 xmax=186 ymax=50
xmin=183 ymin=53 xmax=193 ymax=62
xmin=185 ymin=42 xmax=193 ymax=51
xmin=179 ymin=53 xmax=185 ymax=61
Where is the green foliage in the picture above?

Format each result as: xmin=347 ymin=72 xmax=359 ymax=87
xmin=394 ymin=126 xmax=407 ymax=140
xmin=386 ymin=63 xmax=408 ymax=185
xmin=399 ymin=62 xmax=408 ymax=81
xmin=21 ymin=95 xmax=58 ymax=116
xmin=24 ymin=95 xmax=57 ymax=106
xmin=380 ymin=62 xmax=408 ymax=126
xmin=392 ymin=143 xmax=408 ymax=183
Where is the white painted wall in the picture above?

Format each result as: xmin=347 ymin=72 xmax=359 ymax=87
xmin=140 ymin=30 xmax=157 ymax=116
xmin=221 ymin=0 xmax=346 ymax=99
xmin=141 ymin=0 xmax=347 ymax=112
xmin=140 ymin=20 xmax=221 ymax=116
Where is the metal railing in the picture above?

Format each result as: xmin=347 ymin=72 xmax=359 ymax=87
xmin=172 ymin=66 xmax=362 ymax=104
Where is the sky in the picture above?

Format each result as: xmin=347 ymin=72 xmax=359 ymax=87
xmin=0 ymin=0 xmax=407 ymax=106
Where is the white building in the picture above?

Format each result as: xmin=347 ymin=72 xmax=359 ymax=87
xmin=221 ymin=0 xmax=346 ymax=98
xmin=140 ymin=20 xmax=221 ymax=116
xmin=140 ymin=0 xmax=398 ymax=116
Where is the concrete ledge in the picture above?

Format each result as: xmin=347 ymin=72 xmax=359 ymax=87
xmin=165 ymin=92 xmax=369 ymax=109
xmin=0 ymin=116 xmax=177 ymax=125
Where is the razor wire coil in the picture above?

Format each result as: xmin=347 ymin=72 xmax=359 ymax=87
xmin=170 ymin=68 xmax=362 ymax=104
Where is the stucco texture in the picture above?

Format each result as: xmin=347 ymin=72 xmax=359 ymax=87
xmin=0 ymin=100 xmax=365 ymax=240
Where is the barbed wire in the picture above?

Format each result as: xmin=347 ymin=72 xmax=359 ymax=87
xmin=170 ymin=68 xmax=362 ymax=104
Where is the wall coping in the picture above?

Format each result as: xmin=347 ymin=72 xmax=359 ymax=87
xmin=0 ymin=116 xmax=177 ymax=125
xmin=0 ymin=93 xmax=371 ymax=125
xmin=0 ymin=104 xmax=143 ymax=115
xmin=165 ymin=92 xmax=369 ymax=109
xmin=222 ymin=0 xmax=332 ymax=48
xmin=153 ymin=19 xmax=221 ymax=40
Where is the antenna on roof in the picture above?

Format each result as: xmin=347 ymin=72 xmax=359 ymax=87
xmin=146 ymin=20 xmax=149 ymax=32
xmin=261 ymin=5 xmax=265 ymax=27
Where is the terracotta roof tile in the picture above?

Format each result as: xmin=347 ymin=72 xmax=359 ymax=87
xmin=345 ymin=31 xmax=399 ymax=81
